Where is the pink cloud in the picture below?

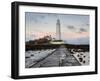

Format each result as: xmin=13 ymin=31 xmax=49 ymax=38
xmin=26 ymin=31 xmax=89 ymax=40
xmin=62 ymin=32 xmax=89 ymax=39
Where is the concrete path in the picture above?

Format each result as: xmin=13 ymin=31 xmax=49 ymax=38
xmin=30 ymin=45 xmax=81 ymax=68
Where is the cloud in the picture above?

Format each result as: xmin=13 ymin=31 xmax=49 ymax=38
xmin=26 ymin=12 xmax=46 ymax=24
xmin=39 ymin=15 xmax=45 ymax=19
xmin=32 ymin=18 xmax=38 ymax=23
xmin=47 ymin=13 xmax=58 ymax=18
xmin=86 ymin=23 xmax=89 ymax=26
xmin=79 ymin=28 xmax=87 ymax=32
xmin=65 ymin=25 xmax=77 ymax=32
xmin=67 ymin=25 xmax=75 ymax=30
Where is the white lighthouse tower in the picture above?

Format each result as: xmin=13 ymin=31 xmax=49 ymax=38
xmin=56 ymin=19 xmax=61 ymax=40
xmin=50 ymin=19 xmax=64 ymax=44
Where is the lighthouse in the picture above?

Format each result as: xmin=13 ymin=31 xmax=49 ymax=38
xmin=56 ymin=19 xmax=61 ymax=40
xmin=50 ymin=19 xmax=64 ymax=44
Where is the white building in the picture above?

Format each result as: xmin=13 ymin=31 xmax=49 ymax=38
xmin=56 ymin=19 xmax=61 ymax=40
xmin=50 ymin=19 xmax=64 ymax=44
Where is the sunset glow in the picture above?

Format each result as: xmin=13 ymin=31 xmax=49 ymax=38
xmin=25 ymin=12 xmax=89 ymax=44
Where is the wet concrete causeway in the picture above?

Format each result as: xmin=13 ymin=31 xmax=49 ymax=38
xmin=30 ymin=45 xmax=81 ymax=68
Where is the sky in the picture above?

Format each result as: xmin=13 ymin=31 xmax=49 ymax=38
xmin=25 ymin=12 xmax=89 ymax=45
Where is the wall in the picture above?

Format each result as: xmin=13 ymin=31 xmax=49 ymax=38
xmin=0 ymin=0 xmax=99 ymax=81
